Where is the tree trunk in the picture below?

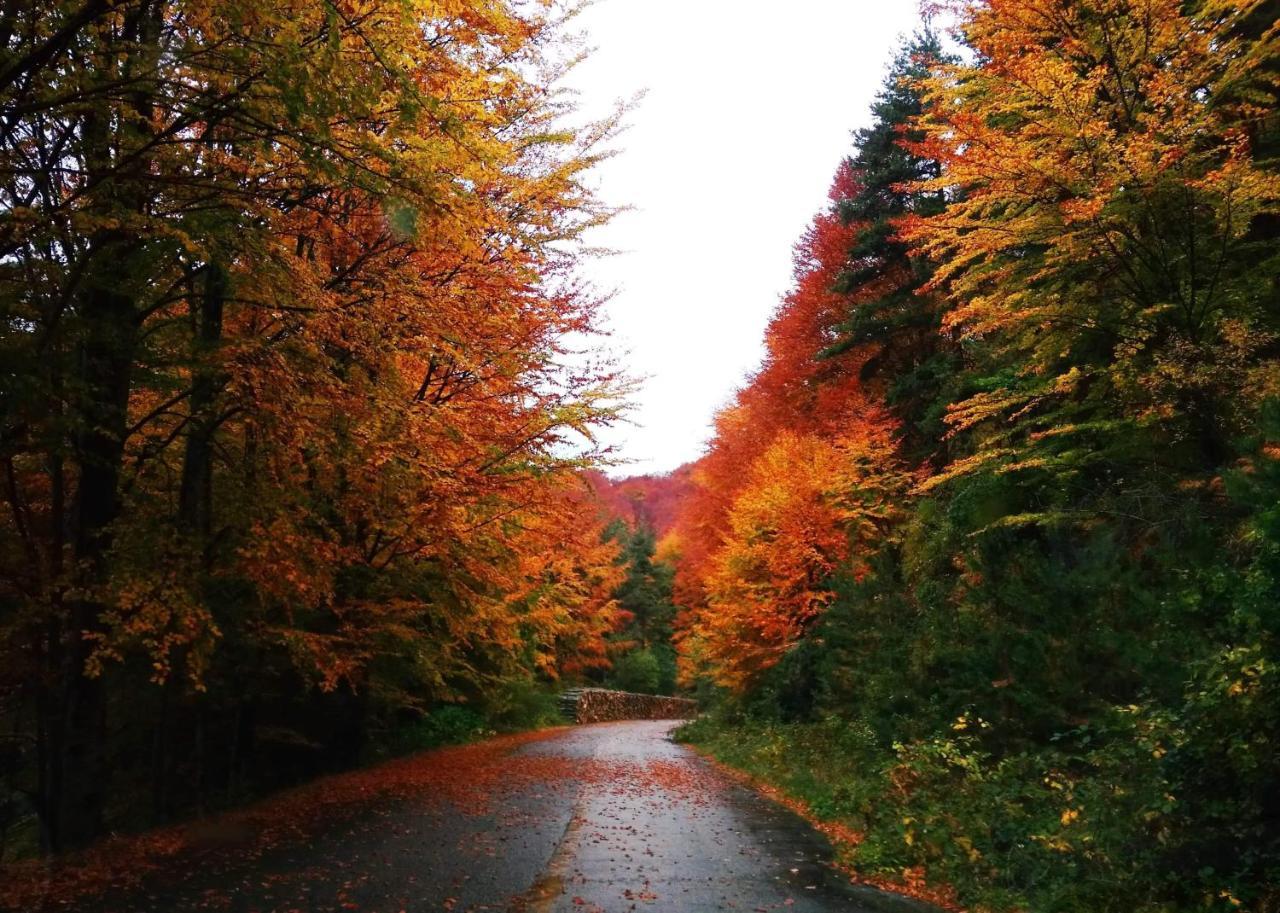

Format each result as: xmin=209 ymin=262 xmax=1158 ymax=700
xmin=178 ymin=263 xmax=226 ymax=539
xmin=44 ymin=0 xmax=165 ymax=849
xmin=52 ymin=238 xmax=138 ymax=850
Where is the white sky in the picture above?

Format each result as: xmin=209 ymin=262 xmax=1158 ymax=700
xmin=565 ymin=0 xmax=924 ymax=476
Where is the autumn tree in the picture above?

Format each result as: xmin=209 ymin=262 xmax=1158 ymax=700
xmin=0 ymin=0 xmax=625 ymax=852
xmin=686 ymin=432 xmax=903 ymax=691
xmin=907 ymin=0 xmax=1280 ymax=486
xmin=668 ymin=163 xmax=905 ymax=692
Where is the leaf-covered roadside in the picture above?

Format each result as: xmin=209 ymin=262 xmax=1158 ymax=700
xmin=675 ymin=718 xmax=959 ymax=911
xmin=679 ymin=700 xmax=1264 ymax=913
xmin=0 ymin=728 xmax=575 ymax=912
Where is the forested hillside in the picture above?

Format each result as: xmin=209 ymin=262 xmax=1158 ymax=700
xmin=588 ymin=468 xmax=694 ymax=536
xmin=666 ymin=4 xmax=1280 ymax=912
xmin=0 ymin=0 xmax=633 ymax=856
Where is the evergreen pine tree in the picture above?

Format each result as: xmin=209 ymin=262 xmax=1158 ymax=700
xmin=828 ymin=31 xmax=955 ymax=463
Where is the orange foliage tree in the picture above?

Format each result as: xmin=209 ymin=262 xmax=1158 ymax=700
xmin=0 ymin=0 xmax=627 ymax=849
xmin=686 ymin=432 xmax=903 ymax=690
xmin=668 ymin=167 xmax=905 ymax=691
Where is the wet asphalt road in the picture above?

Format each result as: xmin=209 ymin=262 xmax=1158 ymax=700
xmin=76 ymin=721 xmax=937 ymax=913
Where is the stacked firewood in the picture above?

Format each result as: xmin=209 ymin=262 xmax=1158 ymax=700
xmin=559 ymin=688 xmax=698 ymax=724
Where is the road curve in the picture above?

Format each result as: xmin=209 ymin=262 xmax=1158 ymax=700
xmin=51 ymin=720 xmax=939 ymax=913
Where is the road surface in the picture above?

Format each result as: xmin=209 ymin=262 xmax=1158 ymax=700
xmin=48 ymin=721 xmax=938 ymax=913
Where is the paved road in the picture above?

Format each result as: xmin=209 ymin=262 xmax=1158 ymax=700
xmin=62 ymin=721 xmax=937 ymax=913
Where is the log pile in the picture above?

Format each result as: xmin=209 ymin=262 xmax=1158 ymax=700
xmin=559 ymin=688 xmax=698 ymax=724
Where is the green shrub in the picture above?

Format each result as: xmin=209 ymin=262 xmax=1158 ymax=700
xmin=482 ymin=678 xmax=562 ymax=731
xmin=395 ymin=706 xmax=491 ymax=752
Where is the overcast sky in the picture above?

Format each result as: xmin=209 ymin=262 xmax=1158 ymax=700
xmin=565 ymin=0 xmax=924 ymax=476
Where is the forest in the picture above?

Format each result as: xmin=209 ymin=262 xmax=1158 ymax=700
xmin=1 ymin=1 xmax=1279 ymax=912
xmin=662 ymin=3 xmax=1280 ymax=912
